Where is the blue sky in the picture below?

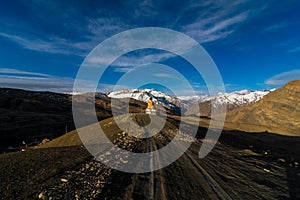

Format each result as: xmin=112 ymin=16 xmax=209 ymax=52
xmin=0 ymin=0 xmax=300 ymax=95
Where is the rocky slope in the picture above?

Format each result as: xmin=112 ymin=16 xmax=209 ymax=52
xmin=0 ymin=89 xmax=120 ymax=151
xmin=225 ymin=80 xmax=300 ymax=133
xmin=0 ymin=88 xmax=75 ymax=151
xmin=0 ymin=88 xmax=178 ymax=152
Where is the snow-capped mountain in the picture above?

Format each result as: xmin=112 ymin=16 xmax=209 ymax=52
xmin=108 ymin=89 xmax=181 ymax=112
xmin=185 ymin=89 xmax=273 ymax=117
xmin=107 ymin=88 xmax=274 ymax=115
xmin=202 ymin=89 xmax=272 ymax=106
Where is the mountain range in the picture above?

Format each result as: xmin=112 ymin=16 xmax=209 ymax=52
xmin=1 ymin=80 xmax=300 ymax=151
xmin=107 ymin=88 xmax=272 ymax=115
xmin=225 ymin=80 xmax=300 ymax=134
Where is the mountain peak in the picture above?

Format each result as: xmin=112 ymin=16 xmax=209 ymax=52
xmin=234 ymin=89 xmax=252 ymax=95
xmin=108 ymin=88 xmax=182 ymax=112
xmin=107 ymin=88 xmax=274 ymax=116
xmin=225 ymin=80 xmax=300 ymax=135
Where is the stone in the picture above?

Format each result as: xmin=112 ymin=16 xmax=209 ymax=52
xmin=38 ymin=192 xmax=45 ymax=199
xmin=263 ymin=168 xmax=271 ymax=173
xmin=278 ymin=158 xmax=286 ymax=163
xmin=61 ymin=178 xmax=68 ymax=183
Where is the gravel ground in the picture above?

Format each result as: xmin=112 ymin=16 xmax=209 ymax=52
xmin=0 ymin=115 xmax=299 ymax=199
xmin=0 ymin=146 xmax=91 ymax=199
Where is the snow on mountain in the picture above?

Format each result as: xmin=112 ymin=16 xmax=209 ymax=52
xmin=185 ymin=89 xmax=273 ymax=116
xmin=107 ymin=88 xmax=274 ymax=115
xmin=177 ymin=95 xmax=201 ymax=102
xmin=65 ymin=91 xmax=82 ymax=95
xmin=201 ymin=90 xmax=271 ymax=107
xmin=108 ymin=89 xmax=181 ymax=111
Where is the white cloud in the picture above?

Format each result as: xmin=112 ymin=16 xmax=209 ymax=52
xmin=153 ymin=73 xmax=180 ymax=80
xmin=86 ymin=47 xmax=175 ymax=70
xmin=265 ymin=70 xmax=300 ymax=85
xmin=288 ymin=46 xmax=300 ymax=53
xmin=0 ymin=68 xmax=52 ymax=77
xmin=98 ymin=83 xmax=129 ymax=92
xmin=113 ymin=67 xmax=133 ymax=73
xmin=0 ymin=68 xmax=127 ymax=93
xmin=0 ymin=1 xmax=252 ymax=56
xmin=0 ymin=32 xmax=89 ymax=56
xmin=0 ymin=68 xmax=74 ymax=92
xmin=86 ymin=51 xmax=173 ymax=71
xmin=184 ymin=11 xmax=248 ymax=43
xmin=0 ymin=75 xmax=73 ymax=92
xmin=262 ymin=22 xmax=288 ymax=32
xmin=0 ymin=0 xmax=257 ymax=60
xmin=0 ymin=67 xmax=239 ymax=95
xmin=112 ymin=52 xmax=173 ymax=69
xmin=86 ymin=17 xmax=131 ymax=41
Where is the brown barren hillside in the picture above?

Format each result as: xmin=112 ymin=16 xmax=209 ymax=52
xmin=185 ymin=100 xmax=242 ymax=117
xmin=0 ymin=88 xmax=179 ymax=152
xmin=225 ymin=80 xmax=300 ymax=134
xmin=4 ymin=114 xmax=300 ymax=199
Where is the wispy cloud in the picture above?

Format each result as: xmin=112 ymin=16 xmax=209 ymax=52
xmin=0 ymin=68 xmax=74 ymax=92
xmin=0 ymin=68 xmax=51 ymax=77
xmin=184 ymin=11 xmax=248 ymax=43
xmin=113 ymin=67 xmax=133 ymax=73
xmin=0 ymin=68 xmax=128 ymax=93
xmin=175 ymin=0 xmax=256 ymax=43
xmin=0 ymin=2 xmax=135 ymax=57
xmin=0 ymin=32 xmax=89 ymax=56
xmin=0 ymin=0 xmax=255 ymax=57
xmin=265 ymin=70 xmax=300 ymax=85
xmin=262 ymin=22 xmax=288 ymax=32
xmin=288 ymin=46 xmax=300 ymax=53
xmin=153 ymin=73 xmax=180 ymax=80
xmin=85 ymin=51 xmax=173 ymax=72
xmin=87 ymin=48 xmax=175 ymax=70
xmin=112 ymin=52 xmax=173 ymax=71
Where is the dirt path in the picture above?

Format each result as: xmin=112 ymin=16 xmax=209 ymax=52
xmin=99 ymin=120 xmax=234 ymax=199
xmin=183 ymin=150 xmax=232 ymax=200
xmin=98 ymin=115 xmax=298 ymax=199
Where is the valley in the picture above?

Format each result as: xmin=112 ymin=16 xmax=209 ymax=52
xmin=0 ymin=80 xmax=299 ymax=199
